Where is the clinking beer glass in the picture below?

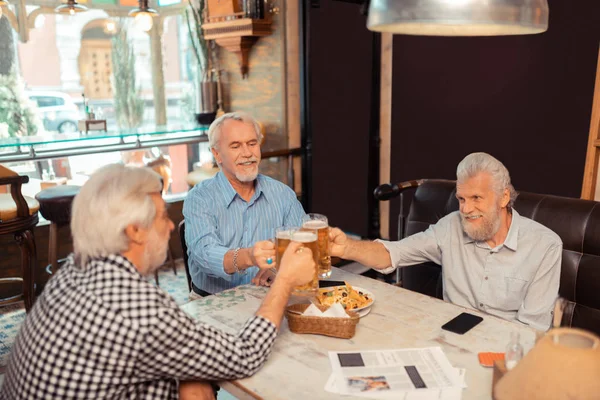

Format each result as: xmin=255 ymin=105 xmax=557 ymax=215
xmin=274 ymin=226 xmax=319 ymax=296
xmin=274 ymin=226 xmax=297 ymax=271
xmin=277 ymin=228 xmax=319 ymax=296
xmin=302 ymin=213 xmax=332 ymax=278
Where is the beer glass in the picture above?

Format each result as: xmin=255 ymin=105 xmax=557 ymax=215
xmin=290 ymin=229 xmax=320 ymax=296
xmin=302 ymin=213 xmax=331 ymax=278
xmin=274 ymin=226 xmax=297 ymax=271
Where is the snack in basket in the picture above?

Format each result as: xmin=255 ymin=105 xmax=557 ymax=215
xmin=315 ymin=282 xmax=373 ymax=310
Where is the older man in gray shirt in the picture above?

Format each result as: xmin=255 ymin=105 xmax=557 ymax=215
xmin=330 ymin=152 xmax=562 ymax=331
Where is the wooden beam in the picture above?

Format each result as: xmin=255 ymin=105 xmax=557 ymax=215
xmin=379 ymin=33 xmax=393 ymax=238
xmin=149 ymin=18 xmax=167 ymax=126
xmin=284 ymin=0 xmax=302 ymax=195
xmin=581 ymin=45 xmax=600 ymax=200
xmin=16 ymin=0 xmax=28 ymax=42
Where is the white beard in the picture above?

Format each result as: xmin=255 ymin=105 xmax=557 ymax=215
xmin=460 ymin=206 xmax=502 ymax=242
xmin=143 ymin=229 xmax=169 ymax=275
xmin=235 ymin=170 xmax=258 ymax=182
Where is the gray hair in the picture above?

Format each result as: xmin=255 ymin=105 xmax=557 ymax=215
xmin=207 ymin=112 xmax=263 ymax=150
xmin=456 ymin=152 xmax=518 ymax=208
xmin=70 ymin=164 xmax=162 ymax=265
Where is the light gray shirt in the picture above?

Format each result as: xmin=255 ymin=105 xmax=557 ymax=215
xmin=378 ymin=210 xmax=562 ymax=331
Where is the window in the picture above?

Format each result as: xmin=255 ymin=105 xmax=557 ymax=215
xmin=30 ymin=96 xmax=65 ymax=108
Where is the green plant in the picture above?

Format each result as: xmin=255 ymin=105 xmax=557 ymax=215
xmin=0 ymin=69 xmax=40 ymax=138
xmin=179 ymin=85 xmax=196 ymax=123
xmin=185 ymin=0 xmax=210 ymax=81
xmin=111 ymin=24 xmax=145 ymax=130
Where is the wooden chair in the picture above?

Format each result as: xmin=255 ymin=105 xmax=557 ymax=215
xmin=0 ymin=165 xmax=39 ymax=312
xmin=35 ymin=185 xmax=80 ymax=275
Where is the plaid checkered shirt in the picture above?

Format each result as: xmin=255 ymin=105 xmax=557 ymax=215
xmin=1 ymin=254 xmax=277 ymax=399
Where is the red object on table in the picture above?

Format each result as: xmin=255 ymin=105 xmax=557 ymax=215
xmin=478 ymin=352 xmax=505 ymax=367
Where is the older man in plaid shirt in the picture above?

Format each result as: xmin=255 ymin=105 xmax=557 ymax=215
xmin=1 ymin=164 xmax=315 ymax=400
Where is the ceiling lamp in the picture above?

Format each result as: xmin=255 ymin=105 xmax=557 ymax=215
xmin=129 ymin=0 xmax=158 ymax=32
xmin=367 ymin=0 xmax=549 ymax=36
xmin=55 ymin=0 xmax=88 ymax=15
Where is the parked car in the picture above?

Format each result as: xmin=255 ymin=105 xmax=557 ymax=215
xmin=26 ymin=91 xmax=81 ymax=133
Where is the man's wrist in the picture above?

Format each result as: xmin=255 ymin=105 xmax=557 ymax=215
xmin=342 ymin=238 xmax=357 ymax=260
xmin=272 ymin=274 xmax=295 ymax=292
xmin=233 ymin=248 xmax=247 ymax=275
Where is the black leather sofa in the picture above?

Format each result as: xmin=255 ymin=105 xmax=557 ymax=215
xmin=375 ymin=179 xmax=600 ymax=335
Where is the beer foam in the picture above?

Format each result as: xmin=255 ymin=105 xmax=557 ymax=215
xmin=292 ymin=231 xmax=317 ymax=243
xmin=276 ymin=230 xmax=293 ymax=239
xmin=302 ymin=220 xmax=328 ymax=229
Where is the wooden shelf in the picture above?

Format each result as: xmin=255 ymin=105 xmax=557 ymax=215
xmin=203 ymin=18 xmax=272 ymax=78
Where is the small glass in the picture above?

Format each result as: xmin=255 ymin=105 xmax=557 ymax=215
xmin=505 ymin=332 xmax=524 ymax=370
xmin=302 ymin=213 xmax=331 ymax=278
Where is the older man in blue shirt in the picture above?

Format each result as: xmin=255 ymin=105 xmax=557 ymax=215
xmin=183 ymin=112 xmax=306 ymax=295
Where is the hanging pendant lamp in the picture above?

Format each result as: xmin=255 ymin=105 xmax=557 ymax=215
xmin=55 ymin=0 xmax=88 ymax=15
xmin=367 ymin=0 xmax=549 ymax=36
xmin=129 ymin=0 xmax=158 ymax=32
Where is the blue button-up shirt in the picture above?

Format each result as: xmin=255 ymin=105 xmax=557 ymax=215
xmin=183 ymin=171 xmax=306 ymax=294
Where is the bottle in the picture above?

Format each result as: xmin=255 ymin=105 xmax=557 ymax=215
xmin=505 ymin=331 xmax=524 ymax=370
xmin=244 ymin=0 xmax=252 ymax=17
xmin=253 ymin=0 xmax=264 ymax=19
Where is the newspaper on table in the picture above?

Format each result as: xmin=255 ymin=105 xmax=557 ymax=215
xmin=326 ymin=347 xmax=466 ymax=399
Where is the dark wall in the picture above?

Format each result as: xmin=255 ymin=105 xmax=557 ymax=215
xmin=389 ymin=0 xmax=600 ymax=238
xmin=309 ymin=0 xmax=374 ymax=236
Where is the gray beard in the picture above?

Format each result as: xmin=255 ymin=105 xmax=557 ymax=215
xmin=143 ymin=231 xmax=168 ymax=275
xmin=235 ymin=171 xmax=258 ymax=182
xmin=460 ymin=208 xmax=502 ymax=242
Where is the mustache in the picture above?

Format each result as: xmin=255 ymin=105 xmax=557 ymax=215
xmin=461 ymin=213 xmax=483 ymax=218
xmin=236 ymin=158 xmax=259 ymax=165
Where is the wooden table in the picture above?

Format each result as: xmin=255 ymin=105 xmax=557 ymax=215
xmin=181 ymin=268 xmax=537 ymax=400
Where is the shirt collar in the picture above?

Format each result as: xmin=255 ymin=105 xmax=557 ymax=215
xmin=216 ymin=171 xmax=267 ymax=208
xmin=462 ymin=209 xmax=520 ymax=251
xmin=80 ymin=254 xmax=141 ymax=277
xmin=503 ymin=209 xmax=519 ymax=251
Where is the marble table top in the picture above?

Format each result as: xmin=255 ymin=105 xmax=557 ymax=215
xmin=181 ymin=268 xmax=537 ymax=400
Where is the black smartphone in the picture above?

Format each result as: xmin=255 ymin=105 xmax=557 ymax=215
xmin=319 ymin=280 xmax=346 ymax=288
xmin=441 ymin=312 xmax=483 ymax=335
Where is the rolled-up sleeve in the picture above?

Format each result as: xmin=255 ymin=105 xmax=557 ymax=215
xmin=517 ymin=242 xmax=562 ymax=331
xmin=375 ymin=222 xmax=446 ymax=275
xmin=137 ymin=305 xmax=278 ymax=381
xmin=183 ymin=192 xmax=233 ymax=282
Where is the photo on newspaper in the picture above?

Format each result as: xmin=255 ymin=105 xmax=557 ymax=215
xmin=328 ymin=347 xmax=464 ymax=396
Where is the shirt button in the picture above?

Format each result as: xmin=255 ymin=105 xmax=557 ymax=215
xmin=485 ymin=276 xmax=488 ymax=280
xmin=479 ymin=303 xmax=484 ymax=308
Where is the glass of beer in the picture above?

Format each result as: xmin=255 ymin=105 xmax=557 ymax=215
xmin=274 ymin=226 xmax=298 ymax=271
xmin=290 ymin=229 xmax=320 ymax=296
xmin=302 ymin=213 xmax=331 ymax=278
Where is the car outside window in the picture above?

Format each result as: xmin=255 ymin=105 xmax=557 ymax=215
xmin=31 ymin=96 xmax=65 ymax=108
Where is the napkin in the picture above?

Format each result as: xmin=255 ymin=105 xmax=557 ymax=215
xmin=303 ymin=303 xmax=350 ymax=318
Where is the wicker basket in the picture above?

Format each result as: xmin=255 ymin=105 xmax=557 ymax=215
xmin=285 ymin=304 xmax=360 ymax=339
